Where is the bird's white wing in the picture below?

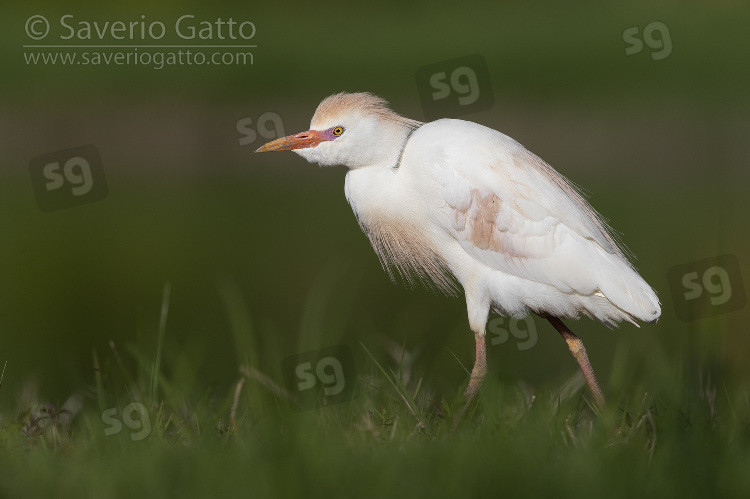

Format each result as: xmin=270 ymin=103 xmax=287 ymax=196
xmin=414 ymin=119 xmax=660 ymax=323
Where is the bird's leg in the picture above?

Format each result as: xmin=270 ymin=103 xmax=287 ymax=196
xmin=463 ymin=332 xmax=488 ymax=406
xmin=452 ymin=332 xmax=487 ymax=431
xmin=544 ymin=315 xmax=605 ymax=408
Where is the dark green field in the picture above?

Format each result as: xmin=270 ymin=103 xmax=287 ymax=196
xmin=1 ymin=1 xmax=749 ymax=497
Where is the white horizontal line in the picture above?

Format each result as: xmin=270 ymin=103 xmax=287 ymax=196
xmin=23 ymin=45 xmax=257 ymax=48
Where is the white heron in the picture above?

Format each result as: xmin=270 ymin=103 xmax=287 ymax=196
xmin=256 ymin=92 xmax=660 ymax=408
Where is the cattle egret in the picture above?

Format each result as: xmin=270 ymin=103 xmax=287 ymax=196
xmin=257 ymin=92 xmax=660 ymax=409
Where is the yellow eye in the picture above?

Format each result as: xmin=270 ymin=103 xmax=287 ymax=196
xmin=332 ymin=126 xmax=344 ymax=136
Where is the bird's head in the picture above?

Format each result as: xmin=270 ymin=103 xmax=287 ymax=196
xmin=256 ymin=92 xmax=421 ymax=169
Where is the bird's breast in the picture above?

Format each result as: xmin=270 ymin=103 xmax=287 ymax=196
xmin=344 ymin=167 xmax=457 ymax=295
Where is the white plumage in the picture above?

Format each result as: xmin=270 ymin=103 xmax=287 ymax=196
xmin=257 ymin=92 xmax=661 ymax=409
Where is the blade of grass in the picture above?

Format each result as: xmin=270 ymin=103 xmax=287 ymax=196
xmin=108 ymin=339 xmax=140 ymax=400
xmin=150 ymin=282 xmax=171 ymax=404
xmin=92 ymin=348 xmax=105 ymax=413
xmin=360 ymin=341 xmax=425 ymax=429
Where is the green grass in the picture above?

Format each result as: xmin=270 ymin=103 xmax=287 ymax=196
xmin=2 ymin=284 xmax=749 ymax=499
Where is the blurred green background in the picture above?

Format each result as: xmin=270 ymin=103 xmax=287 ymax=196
xmin=1 ymin=0 xmax=748 ymax=415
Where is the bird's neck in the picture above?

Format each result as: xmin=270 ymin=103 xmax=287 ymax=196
xmin=353 ymin=118 xmax=422 ymax=171
xmin=390 ymin=122 xmax=422 ymax=170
